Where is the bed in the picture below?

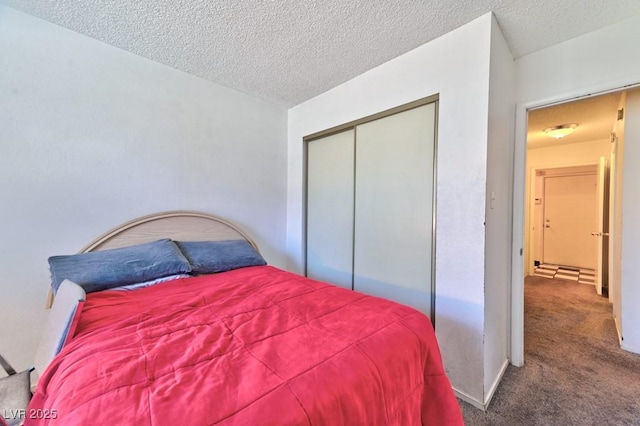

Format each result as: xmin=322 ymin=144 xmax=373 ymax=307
xmin=23 ymin=211 xmax=462 ymax=425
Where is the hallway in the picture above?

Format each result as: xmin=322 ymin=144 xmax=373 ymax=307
xmin=460 ymin=275 xmax=640 ymax=425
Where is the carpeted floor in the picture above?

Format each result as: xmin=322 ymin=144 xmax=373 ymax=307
xmin=459 ymin=275 xmax=640 ymax=425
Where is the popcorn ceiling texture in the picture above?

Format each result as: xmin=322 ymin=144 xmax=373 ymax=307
xmin=4 ymin=0 xmax=640 ymax=106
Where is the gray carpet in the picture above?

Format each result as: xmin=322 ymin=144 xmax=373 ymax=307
xmin=459 ymin=275 xmax=640 ymax=425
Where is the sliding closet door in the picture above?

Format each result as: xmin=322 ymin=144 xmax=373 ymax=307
xmin=353 ymin=103 xmax=436 ymax=316
xmin=306 ymin=130 xmax=355 ymax=289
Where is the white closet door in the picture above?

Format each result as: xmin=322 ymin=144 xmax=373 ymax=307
xmin=353 ymin=103 xmax=435 ymax=316
xmin=306 ymin=130 xmax=355 ymax=289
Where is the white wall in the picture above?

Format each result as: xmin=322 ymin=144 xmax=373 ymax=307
xmin=287 ymin=13 xmax=496 ymax=404
xmin=516 ymin=15 xmax=640 ymax=105
xmin=525 ymin=139 xmax=611 ymax=273
xmin=527 ymin=140 xmax=611 ymax=169
xmin=513 ymin=14 xmax=640 ymax=361
xmin=483 ymin=16 xmax=515 ymax=405
xmin=0 ymin=7 xmax=288 ymax=371
xmin=620 ymin=89 xmax=640 ymax=353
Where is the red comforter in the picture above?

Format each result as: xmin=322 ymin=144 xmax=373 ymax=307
xmin=26 ymin=266 xmax=462 ymax=425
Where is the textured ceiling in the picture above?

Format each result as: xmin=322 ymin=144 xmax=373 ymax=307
xmin=527 ymin=92 xmax=622 ymax=150
xmin=4 ymin=1 xmax=640 ymax=106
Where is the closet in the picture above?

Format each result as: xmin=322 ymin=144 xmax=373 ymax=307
xmin=305 ymin=97 xmax=438 ymax=320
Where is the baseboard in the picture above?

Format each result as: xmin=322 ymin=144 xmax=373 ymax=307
xmin=454 ymin=359 xmax=509 ymax=412
xmin=613 ymin=317 xmax=640 ymax=354
xmin=483 ymin=359 xmax=509 ymax=409
xmin=611 ymin=317 xmax=640 ymax=354
xmin=614 ymin=317 xmax=622 ymax=343
xmin=454 ymin=388 xmax=485 ymax=411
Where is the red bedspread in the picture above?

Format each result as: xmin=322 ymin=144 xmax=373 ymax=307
xmin=26 ymin=266 xmax=462 ymax=425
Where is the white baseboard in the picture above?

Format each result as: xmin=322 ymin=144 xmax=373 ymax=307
xmin=454 ymin=359 xmax=509 ymax=412
xmin=454 ymin=387 xmax=484 ymax=411
xmin=614 ymin=317 xmax=622 ymax=343
xmin=483 ymin=359 xmax=509 ymax=409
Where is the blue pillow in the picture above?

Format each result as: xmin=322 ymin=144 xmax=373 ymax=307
xmin=175 ymin=240 xmax=266 ymax=274
xmin=48 ymin=239 xmax=192 ymax=294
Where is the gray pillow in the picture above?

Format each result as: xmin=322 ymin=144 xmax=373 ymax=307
xmin=34 ymin=279 xmax=86 ymax=375
xmin=175 ymin=240 xmax=266 ymax=274
xmin=48 ymin=239 xmax=192 ymax=294
xmin=0 ymin=369 xmax=31 ymax=426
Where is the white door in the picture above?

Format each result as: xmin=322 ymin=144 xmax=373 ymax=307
xmin=543 ymin=173 xmax=598 ymax=268
xmin=306 ymin=130 xmax=355 ymax=289
xmin=594 ymin=157 xmax=609 ymax=295
xmin=353 ymin=103 xmax=436 ymax=317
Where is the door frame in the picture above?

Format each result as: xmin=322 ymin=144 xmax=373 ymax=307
xmin=510 ymin=82 xmax=637 ymax=367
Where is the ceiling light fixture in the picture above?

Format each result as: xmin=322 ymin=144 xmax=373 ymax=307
xmin=544 ymin=123 xmax=578 ymax=139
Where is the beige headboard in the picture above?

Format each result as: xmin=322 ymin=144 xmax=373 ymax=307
xmin=46 ymin=210 xmax=259 ymax=307
xmin=79 ymin=210 xmax=258 ymax=253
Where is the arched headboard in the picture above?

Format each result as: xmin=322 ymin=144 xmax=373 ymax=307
xmin=79 ymin=210 xmax=259 ymax=253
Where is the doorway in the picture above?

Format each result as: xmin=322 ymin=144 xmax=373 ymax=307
xmin=512 ymin=89 xmax=627 ymax=366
